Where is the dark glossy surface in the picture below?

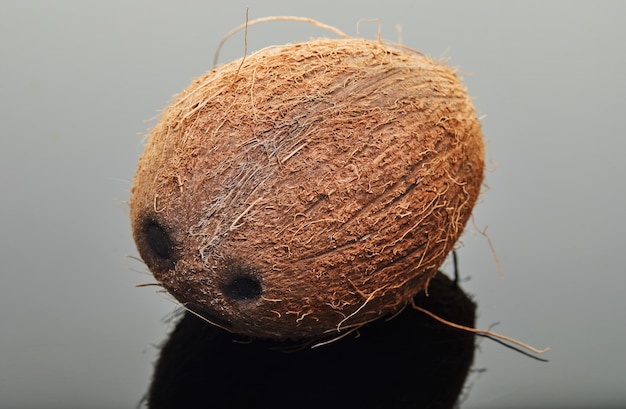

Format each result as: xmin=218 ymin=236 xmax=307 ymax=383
xmin=147 ymin=272 xmax=475 ymax=409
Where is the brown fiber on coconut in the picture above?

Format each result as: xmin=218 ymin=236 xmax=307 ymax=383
xmin=130 ymin=37 xmax=485 ymax=340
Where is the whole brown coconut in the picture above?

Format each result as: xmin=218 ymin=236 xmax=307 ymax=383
xmin=131 ymin=37 xmax=484 ymax=340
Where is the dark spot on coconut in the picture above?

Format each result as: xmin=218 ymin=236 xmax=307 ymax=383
xmin=137 ymin=216 xmax=177 ymax=271
xmin=222 ymin=275 xmax=263 ymax=302
xmin=145 ymin=222 xmax=172 ymax=259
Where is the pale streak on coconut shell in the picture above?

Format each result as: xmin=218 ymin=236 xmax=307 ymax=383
xmin=131 ymin=37 xmax=484 ymax=339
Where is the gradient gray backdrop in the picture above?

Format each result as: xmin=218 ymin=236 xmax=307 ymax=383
xmin=1 ymin=1 xmax=625 ymax=408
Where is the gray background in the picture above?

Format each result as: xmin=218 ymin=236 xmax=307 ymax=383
xmin=1 ymin=1 xmax=624 ymax=408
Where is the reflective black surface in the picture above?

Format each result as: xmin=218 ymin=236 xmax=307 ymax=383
xmin=147 ymin=272 xmax=476 ymax=409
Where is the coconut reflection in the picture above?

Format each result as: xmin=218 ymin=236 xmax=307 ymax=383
xmin=145 ymin=271 xmax=476 ymax=409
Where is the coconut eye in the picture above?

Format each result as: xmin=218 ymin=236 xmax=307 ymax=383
xmin=222 ymin=275 xmax=263 ymax=302
xmin=137 ymin=217 xmax=177 ymax=271
xmin=145 ymin=221 xmax=172 ymax=260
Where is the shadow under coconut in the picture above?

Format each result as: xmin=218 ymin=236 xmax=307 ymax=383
xmin=146 ymin=271 xmax=476 ymax=409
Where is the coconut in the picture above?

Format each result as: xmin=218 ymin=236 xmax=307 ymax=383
xmin=130 ymin=37 xmax=484 ymax=340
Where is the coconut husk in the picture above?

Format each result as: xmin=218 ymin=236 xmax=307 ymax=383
xmin=131 ymin=37 xmax=484 ymax=339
